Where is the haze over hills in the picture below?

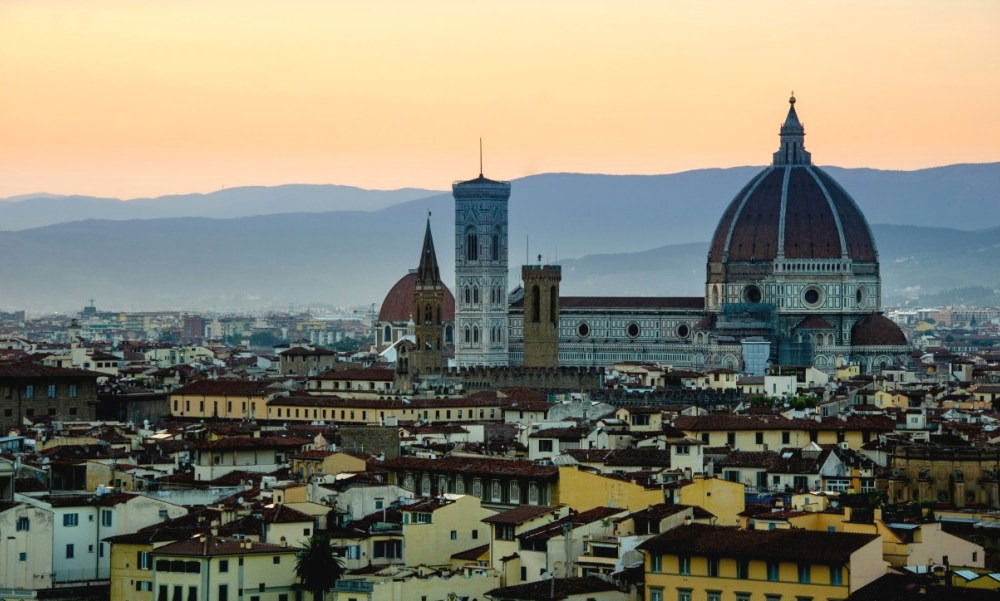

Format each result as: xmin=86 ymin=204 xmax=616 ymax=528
xmin=0 ymin=163 xmax=997 ymax=312
xmin=0 ymin=185 xmax=439 ymax=230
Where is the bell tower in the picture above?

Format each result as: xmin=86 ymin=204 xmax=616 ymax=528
xmin=411 ymin=216 xmax=445 ymax=373
xmin=453 ymin=147 xmax=510 ymax=367
xmin=521 ymin=263 xmax=561 ymax=368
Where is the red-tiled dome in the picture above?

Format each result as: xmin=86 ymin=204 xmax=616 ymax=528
xmin=851 ymin=313 xmax=907 ymax=346
xmin=708 ymin=97 xmax=877 ymax=264
xmin=377 ymin=272 xmax=455 ymax=323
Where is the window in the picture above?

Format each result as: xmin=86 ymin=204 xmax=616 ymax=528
xmin=220 ymin=559 xmax=229 ymax=573
xmin=25 ymin=385 xmax=33 ymax=399
xmin=726 ymin=432 xmax=736 ymax=446
xmin=707 ymin=557 xmax=719 ymax=577
xmin=158 ymin=585 xmax=168 ymax=601
xmin=677 ymin=590 xmax=692 ymax=601
xmin=138 ymin=551 xmax=151 ymax=570
xmin=649 ymin=587 xmax=663 ymax=601
xmin=450 ymin=530 xmax=457 ymax=540
xmin=472 ymin=529 xmax=479 ymax=540
xmin=650 ymin=554 xmax=662 ymax=572
xmin=187 ymin=586 xmax=197 ymax=601
xmin=136 ymin=581 xmax=153 ymax=592
xmin=63 ymin=513 xmax=79 ymax=527
xmin=707 ymin=592 xmax=721 ymax=601
xmin=66 ymin=544 xmax=75 ymax=558
xmin=101 ymin=509 xmax=112 ymax=527
xmin=496 ymin=524 xmax=515 ymax=541
xmin=830 ymin=565 xmax=843 ymax=585
xmin=538 ymin=439 xmax=554 ymax=453
xmin=767 ymin=561 xmax=779 ymax=581
xmin=798 ymin=562 xmax=811 ymax=583
xmin=678 ymin=555 xmax=691 ymax=575
xmin=782 ymin=431 xmax=790 ymax=444
xmin=16 ymin=517 xmax=30 ymax=531
xmin=530 ymin=286 xmax=541 ymax=322
xmin=47 ymin=384 xmax=56 ymax=398
xmin=18 ymin=552 xmax=26 ymax=561
xmin=218 ymin=585 xmax=228 ymax=601
xmin=465 ymin=228 xmax=478 ymax=261
xmin=755 ymin=432 xmax=764 ymax=445
xmin=273 ymin=556 xmax=281 ymax=564
xmin=737 ymin=559 xmax=749 ymax=579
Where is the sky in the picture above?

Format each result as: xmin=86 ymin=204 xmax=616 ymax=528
xmin=0 ymin=0 xmax=998 ymax=199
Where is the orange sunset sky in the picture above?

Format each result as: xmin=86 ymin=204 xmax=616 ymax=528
xmin=1 ymin=0 xmax=998 ymax=199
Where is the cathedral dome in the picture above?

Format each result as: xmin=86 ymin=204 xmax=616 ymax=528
xmin=708 ymin=97 xmax=877 ymax=264
xmin=378 ymin=272 xmax=456 ymax=323
xmin=851 ymin=313 xmax=907 ymax=346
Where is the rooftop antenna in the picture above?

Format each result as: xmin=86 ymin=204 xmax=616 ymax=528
xmin=479 ymin=137 xmax=483 ymax=177
xmin=526 ymin=235 xmax=530 ymax=265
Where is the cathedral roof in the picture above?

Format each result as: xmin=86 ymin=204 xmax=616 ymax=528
xmin=378 ymin=272 xmax=455 ymax=324
xmin=851 ymin=313 xmax=908 ymax=347
xmin=708 ymin=97 xmax=877 ymax=263
xmin=795 ymin=315 xmax=835 ymax=330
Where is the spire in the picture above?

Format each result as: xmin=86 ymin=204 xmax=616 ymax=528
xmin=479 ymin=137 xmax=483 ymax=177
xmin=416 ymin=212 xmax=441 ymax=285
xmin=773 ymin=93 xmax=811 ymax=166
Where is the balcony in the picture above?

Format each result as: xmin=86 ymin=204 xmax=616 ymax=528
xmin=334 ymin=579 xmax=375 ymax=593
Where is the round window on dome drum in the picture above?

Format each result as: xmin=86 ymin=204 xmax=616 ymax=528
xmin=577 ymin=323 xmax=590 ymax=338
xmin=744 ymin=285 xmax=762 ymax=304
xmin=627 ymin=323 xmax=640 ymax=338
xmin=803 ymin=287 xmax=822 ymax=307
xmin=856 ymin=287 xmax=865 ymax=307
xmin=676 ymin=324 xmax=690 ymax=338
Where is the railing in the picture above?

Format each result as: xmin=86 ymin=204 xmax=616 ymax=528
xmin=334 ymin=579 xmax=375 ymax=592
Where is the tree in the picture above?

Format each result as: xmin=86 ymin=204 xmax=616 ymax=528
xmin=294 ymin=533 xmax=344 ymax=601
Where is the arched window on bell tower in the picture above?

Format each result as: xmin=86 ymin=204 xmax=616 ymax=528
xmin=465 ymin=226 xmax=478 ymax=261
xmin=531 ymin=285 xmax=541 ymax=323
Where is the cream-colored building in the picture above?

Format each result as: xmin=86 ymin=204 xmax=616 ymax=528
xmin=150 ymin=537 xmax=298 ymax=601
xmin=401 ymin=494 xmax=495 ymax=568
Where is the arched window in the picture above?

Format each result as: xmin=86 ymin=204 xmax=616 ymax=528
xmin=465 ymin=226 xmax=478 ymax=261
xmin=464 ymin=327 xmax=470 ymax=343
xmin=531 ymin=285 xmax=541 ymax=323
xmin=473 ymin=286 xmax=479 ymax=305
xmin=549 ymin=285 xmax=557 ymax=325
xmin=423 ymin=305 xmax=432 ymax=324
xmin=383 ymin=325 xmax=391 ymax=343
xmin=473 ymin=326 xmax=480 ymax=343
xmin=445 ymin=324 xmax=453 ymax=344
xmin=491 ymin=230 xmax=500 ymax=261
xmin=464 ymin=286 xmax=471 ymax=304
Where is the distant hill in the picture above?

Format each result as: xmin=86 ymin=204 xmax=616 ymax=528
xmin=0 ymin=163 xmax=997 ymax=312
xmin=0 ymin=184 xmax=439 ymax=230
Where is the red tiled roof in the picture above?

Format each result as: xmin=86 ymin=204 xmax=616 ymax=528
xmin=154 ymin=536 xmax=294 ymax=557
xmin=852 ymin=313 xmax=908 ymax=347
xmin=639 ymin=523 xmax=877 ymax=564
xmin=172 ymin=379 xmax=272 ymax=397
xmin=482 ymin=505 xmax=561 ymax=525
xmin=796 ymin=315 xmax=835 ymax=330
xmin=378 ymin=272 xmax=455 ymax=323
xmin=315 ymin=368 xmax=395 ymax=381
xmin=382 ymin=456 xmax=558 ymax=480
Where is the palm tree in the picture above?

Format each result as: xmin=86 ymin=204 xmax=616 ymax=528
xmin=294 ymin=533 xmax=344 ymax=601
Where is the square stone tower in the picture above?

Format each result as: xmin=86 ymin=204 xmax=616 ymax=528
xmin=453 ymin=173 xmax=510 ymax=366
xmin=521 ymin=264 xmax=561 ymax=368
